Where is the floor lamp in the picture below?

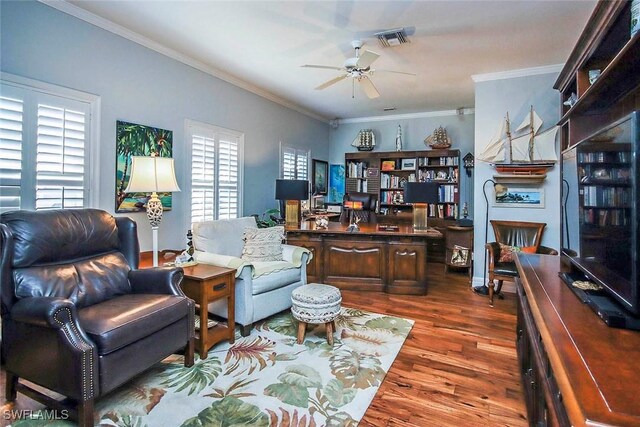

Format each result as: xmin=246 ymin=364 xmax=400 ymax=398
xmin=404 ymin=182 xmax=439 ymax=231
xmin=125 ymin=156 xmax=181 ymax=267
xmin=275 ymin=179 xmax=309 ymax=227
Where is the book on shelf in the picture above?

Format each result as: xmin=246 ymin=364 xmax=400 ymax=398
xmin=347 ymin=161 xmax=367 ymax=178
xmin=381 ymin=160 xmax=397 ymax=171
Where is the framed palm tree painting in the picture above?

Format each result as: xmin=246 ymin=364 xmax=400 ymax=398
xmin=115 ymin=121 xmax=173 ymax=212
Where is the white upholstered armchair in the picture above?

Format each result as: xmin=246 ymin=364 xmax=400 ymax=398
xmin=192 ymin=217 xmax=311 ymax=336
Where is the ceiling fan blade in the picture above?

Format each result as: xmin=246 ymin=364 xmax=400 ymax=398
xmin=301 ymin=64 xmax=344 ymax=71
xmin=315 ymin=74 xmax=348 ymax=90
xmin=372 ymin=68 xmax=416 ymax=76
xmin=356 ymin=50 xmax=379 ymax=69
xmin=358 ymin=76 xmax=380 ymax=99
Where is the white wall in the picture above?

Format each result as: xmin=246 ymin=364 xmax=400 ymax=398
xmin=328 ymin=113 xmax=476 ymax=213
xmin=472 ymin=72 xmax=561 ymax=287
xmin=1 ymin=1 xmax=329 ymax=251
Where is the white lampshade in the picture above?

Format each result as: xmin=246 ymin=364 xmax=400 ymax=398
xmin=124 ymin=156 xmax=180 ymax=193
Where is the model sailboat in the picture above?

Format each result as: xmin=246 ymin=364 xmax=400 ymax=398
xmin=478 ymin=106 xmax=558 ymax=173
xmin=351 ymin=129 xmax=375 ymax=151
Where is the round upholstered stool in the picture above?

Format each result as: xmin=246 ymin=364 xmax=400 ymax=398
xmin=291 ymin=283 xmax=342 ymax=345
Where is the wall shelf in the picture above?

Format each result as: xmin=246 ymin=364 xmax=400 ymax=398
xmin=493 ymin=174 xmax=547 ymax=184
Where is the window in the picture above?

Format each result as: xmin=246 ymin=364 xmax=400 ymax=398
xmin=0 ymin=76 xmax=98 ymax=213
xmin=188 ymin=120 xmax=243 ymax=225
xmin=281 ymin=144 xmax=309 ymax=180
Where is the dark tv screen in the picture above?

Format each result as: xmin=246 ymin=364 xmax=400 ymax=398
xmin=561 ymin=112 xmax=639 ymax=314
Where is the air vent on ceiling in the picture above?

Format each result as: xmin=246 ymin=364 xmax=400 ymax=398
xmin=374 ymin=28 xmax=410 ymax=47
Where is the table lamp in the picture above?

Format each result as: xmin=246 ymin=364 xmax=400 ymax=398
xmin=343 ymin=200 xmax=363 ymax=223
xmin=275 ymin=179 xmax=309 ymax=227
xmin=404 ymin=182 xmax=439 ymax=231
xmin=125 ymin=155 xmax=180 ymax=267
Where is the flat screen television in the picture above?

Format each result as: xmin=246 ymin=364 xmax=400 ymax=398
xmin=561 ymin=112 xmax=640 ymax=317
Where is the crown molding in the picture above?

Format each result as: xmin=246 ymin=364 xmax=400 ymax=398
xmin=337 ymin=108 xmax=475 ymax=125
xmin=471 ymin=64 xmax=564 ymax=83
xmin=39 ymin=0 xmax=329 ymax=123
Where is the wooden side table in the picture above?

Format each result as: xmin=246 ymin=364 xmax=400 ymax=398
xmin=444 ymin=225 xmax=474 ymax=283
xmin=180 ymin=264 xmax=236 ymax=359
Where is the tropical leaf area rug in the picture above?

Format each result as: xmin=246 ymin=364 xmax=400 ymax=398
xmin=13 ymin=307 xmax=413 ymax=427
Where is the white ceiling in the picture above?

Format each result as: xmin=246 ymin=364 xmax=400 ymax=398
xmin=64 ymin=0 xmax=595 ymax=121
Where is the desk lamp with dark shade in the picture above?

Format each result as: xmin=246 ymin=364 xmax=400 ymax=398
xmin=124 ymin=155 xmax=180 ymax=267
xmin=404 ymin=182 xmax=439 ymax=231
xmin=275 ymin=179 xmax=309 ymax=227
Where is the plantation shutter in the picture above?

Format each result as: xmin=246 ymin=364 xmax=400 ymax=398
xmin=296 ymin=151 xmax=308 ymax=180
xmin=282 ymin=147 xmax=297 ymax=180
xmin=35 ymin=102 xmax=87 ymax=209
xmin=218 ymin=134 xmax=239 ymax=219
xmin=191 ymin=135 xmax=216 ymax=223
xmin=281 ymin=145 xmax=309 ymax=180
xmin=0 ymin=81 xmax=93 ymax=213
xmin=0 ymin=95 xmax=24 ymax=213
xmin=188 ymin=121 xmax=243 ymax=225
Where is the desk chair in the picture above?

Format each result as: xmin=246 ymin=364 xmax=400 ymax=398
xmin=339 ymin=192 xmax=378 ymax=224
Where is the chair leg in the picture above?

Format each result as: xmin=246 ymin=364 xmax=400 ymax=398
xmin=184 ymin=337 xmax=194 ymax=367
xmin=325 ymin=321 xmax=334 ymax=346
xmin=240 ymin=324 xmax=253 ymax=337
xmin=5 ymin=371 xmax=18 ymax=401
xmin=496 ymin=280 xmax=504 ymax=299
xmin=488 ymin=281 xmax=495 ymax=306
xmin=297 ymin=321 xmax=307 ymax=344
xmin=77 ymin=399 xmax=94 ymax=427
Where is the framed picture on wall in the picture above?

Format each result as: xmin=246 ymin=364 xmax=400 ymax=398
xmin=115 ymin=121 xmax=174 ymax=213
xmin=312 ymin=159 xmax=328 ymax=195
xmin=328 ymin=164 xmax=345 ymax=203
xmin=493 ymin=186 xmax=545 ymax=208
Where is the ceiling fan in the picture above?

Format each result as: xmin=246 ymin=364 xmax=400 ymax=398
xmin=301 ymin=40 xmax=415 ymax=99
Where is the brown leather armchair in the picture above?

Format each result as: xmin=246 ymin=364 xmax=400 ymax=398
xmin=339 ymin=192 xmax=378 ymax=223
xmin=485 ymin=220 xmax=558 ymax=305
xmin=0 ymin=209 xmax=194 ymax=426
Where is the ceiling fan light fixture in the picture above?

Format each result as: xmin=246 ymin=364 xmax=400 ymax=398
xmin=375 ymin=28 xmax=410 ymax=48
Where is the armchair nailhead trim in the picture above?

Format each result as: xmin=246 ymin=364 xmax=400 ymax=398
xmin=54 ymin=308 xmax=94 ymax=400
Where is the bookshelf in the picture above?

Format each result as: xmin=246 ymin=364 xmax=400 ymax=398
xmin=345 ymin=149 xmax=460 ymax=224
xmin=577 ymin=143 xmax=632 ymax=257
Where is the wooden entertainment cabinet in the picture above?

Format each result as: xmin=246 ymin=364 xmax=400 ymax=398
xmin=554 ymin=1 xmax=640 ymax=150
xmin=518 ymin=2 xmax=640 ymax=424
xmin=516 ymin=254 xmax=640 ymax=426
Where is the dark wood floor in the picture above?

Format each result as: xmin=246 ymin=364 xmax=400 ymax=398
xmin=1 ymin=263 xmax=526 ymax=426
xmin=346 ymin=264 xmax=526 ymax=427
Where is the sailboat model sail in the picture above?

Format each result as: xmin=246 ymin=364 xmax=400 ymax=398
xmin=480 ymin=118 xmax=507 ymax=163
xmin=478 ymin=106 xmax=558 ymax=169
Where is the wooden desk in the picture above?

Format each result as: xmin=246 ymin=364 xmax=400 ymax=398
xmin=181 ymin=264 xmax=235 ymax=359
xmin=515 ymin=254 xmax=640 ymax=426
xmin=286 ymin=222 xmax=442 ymax=295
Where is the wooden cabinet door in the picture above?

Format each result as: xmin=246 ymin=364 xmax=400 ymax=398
xmin=286 ymin=233 xmax=322 ymax=284
xmin=386 ymin=242 xmax=427 ymax=295
xmin=323 ymin=238 xmax=386 ymax=291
